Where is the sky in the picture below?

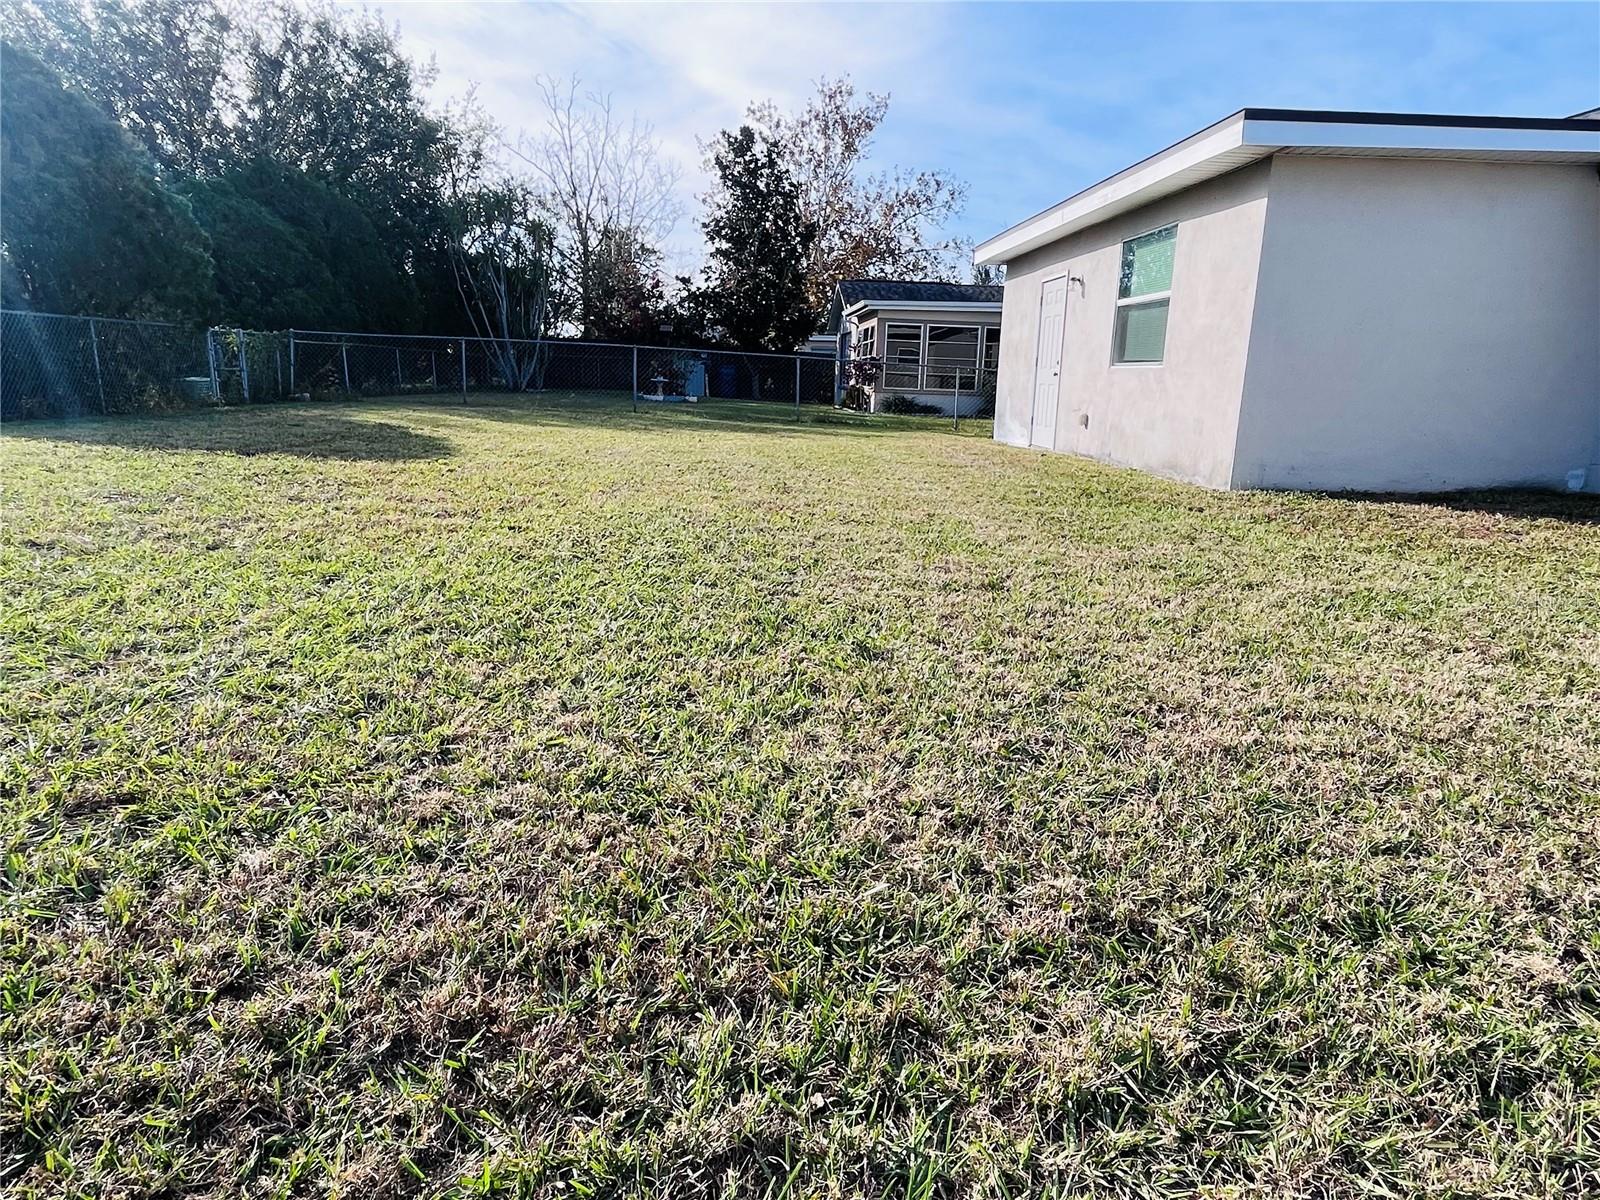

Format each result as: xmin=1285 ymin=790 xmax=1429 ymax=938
xmin=379 ymin=1 xmax=1600 ymax=273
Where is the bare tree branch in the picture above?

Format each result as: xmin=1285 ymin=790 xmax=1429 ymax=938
xmin=749 ymin=77 xmax=968 ymax=314
xmin=507 ymin=76 xmax=681 ymax=337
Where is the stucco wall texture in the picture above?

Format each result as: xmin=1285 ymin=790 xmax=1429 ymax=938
xmin=994 ymin=155 xmax=1600 ymax=492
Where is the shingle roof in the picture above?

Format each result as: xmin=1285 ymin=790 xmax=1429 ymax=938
xmin=822 ymin=280 xmax=1004 ymax=334
xmin=835 ymin=280 xmax=1004 ymax=307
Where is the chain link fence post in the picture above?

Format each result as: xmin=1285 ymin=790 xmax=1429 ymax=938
xmin=88 ymin=318 xmax=106 ymax=412
xmin=794 ymin=356 xmax=801 ymax=422
xmin=238 ymin=328 xmax=250 ymax=401
xmin=460 ymin=338 xmax=467 ymax=403
xmin=341 ymin=340 xmax=351 ymax=393
xmin=953 ymin=367 xmax=961 ymax=433
xmin=632 ymin=345 xmax=638 ymax=412
xmin=288 ymin=330 xmax=296 ymax=394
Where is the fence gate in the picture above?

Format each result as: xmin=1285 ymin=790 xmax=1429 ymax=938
xmin=206 ymin=327 xmax=250 ymax=402
xmin=207 ymin=327 xmax=293 ymax=403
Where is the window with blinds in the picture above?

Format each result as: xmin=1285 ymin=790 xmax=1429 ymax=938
xmin=1113 ymin=224 xmax=1176 ymax=364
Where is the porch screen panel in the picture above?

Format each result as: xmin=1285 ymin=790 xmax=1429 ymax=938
xmin=883 ymin=323 xmax=922 ymax=390
xmin=981 ymin=327 xmax=1001 ymax=370
xmin=925 ymin=325 xmax=978 ymax=390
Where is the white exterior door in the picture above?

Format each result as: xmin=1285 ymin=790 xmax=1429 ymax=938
xmin=1031 ymin=276 xmax=1067 ymax=449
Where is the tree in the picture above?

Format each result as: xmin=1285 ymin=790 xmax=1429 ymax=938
xmin=0 ymin=42 xmax=216 ymax=319
xmin=5 ymin=0 xmax=237 ymax=175
xmin=586 ymin=227 xmax=673 ymax=343
xmin=748 ymin=78 xmax=967 ymax=315
xmin=692 ymin=125 xmax=816 ymax=352
xmin=9 ymin=0 xmax=482 ymax=331
xmin=236 ymin=2 xmax=466 ymax=329
xmin=186 ymin=159 xmax=417 ymax=330
xmin=510 ymin=77 xmax=680 ymax=338
xmin=7 ymin=4 xmax=691 ymax=340
xmin=445 ymin=177 xmax=558 ymax=389
xmin=184 ymin=177 xmax=342 ymax=331
xmin=6 ymin=6 xmax=693 ymax=342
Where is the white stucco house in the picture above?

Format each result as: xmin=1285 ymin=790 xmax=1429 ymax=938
xmin=976 ymin=107 xmax=1600 ymax=492
xmin=820 ymin=280 xmax=1003 ymax=415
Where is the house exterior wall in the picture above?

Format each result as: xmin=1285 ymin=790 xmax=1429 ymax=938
xmin=993 ymin=161 xmax=1272 ymax=488
xmin=1234 ymin=156 xmax=1600 ymax=491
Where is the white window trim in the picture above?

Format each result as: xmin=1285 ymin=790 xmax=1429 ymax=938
xmin=854 ymin=321 xmax=877 ymax=359
xmin=866 ymin=320 xmax=1001 ymax=392
xmin=875 ymin=321 xmax=923 ymax=394
xmin=1111 ymin=224 xmax=1176 ymax=366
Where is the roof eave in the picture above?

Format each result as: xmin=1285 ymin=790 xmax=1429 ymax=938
xmin=842 ymin=299 xmax=1006 ymax=319
xmin=975 ymin=111 xmax=1600 ymax=267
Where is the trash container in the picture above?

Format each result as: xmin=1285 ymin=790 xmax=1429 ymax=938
xmin=682 ymin=358 xmax=707 ymax=400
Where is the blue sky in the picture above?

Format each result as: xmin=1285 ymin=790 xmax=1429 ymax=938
xmin=389 ymin=2 xmax=1600 ymax=270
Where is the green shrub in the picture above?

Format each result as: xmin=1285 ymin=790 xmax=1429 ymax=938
xmin=880 ymin=394 xmax=941 ymax=416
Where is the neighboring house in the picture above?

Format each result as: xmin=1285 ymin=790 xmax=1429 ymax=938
xmin=820 ymin=280 xmax=1004 ymax=415
xmin=976 ymin=108 xmax=1600 ymax=492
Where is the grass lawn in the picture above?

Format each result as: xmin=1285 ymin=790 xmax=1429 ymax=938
xmin=3 ymin=394 xmax=1599 ymax=1198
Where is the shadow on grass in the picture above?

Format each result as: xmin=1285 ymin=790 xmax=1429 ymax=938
xmin=2 ymin=391 xmax=993 ymax=460
xmin=417 ymin=393 xmax=985 ymax=439
xmin=2 ymin=408 xmax=455 ymax=462
xmin=1339 ymin=488 xmax=1600 ymax=525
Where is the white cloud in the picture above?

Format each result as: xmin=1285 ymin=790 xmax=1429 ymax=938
xmin=370 ymin=1 xmax=1600 ymax=275
xmin=378 ymin=1 xmax=957 ymax=272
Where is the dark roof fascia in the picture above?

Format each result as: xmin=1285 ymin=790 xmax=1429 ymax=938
xmin=1239 ymin=107 xmax=1600 ymax=131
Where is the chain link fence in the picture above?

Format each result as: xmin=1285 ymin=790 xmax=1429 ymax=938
xmin=1 ymin=310 xmax=212 ymax=418
xmin=282 ymin=328 xmax=843 ymax=412
xmin=3 ymin=309 xmax=995 ymax=426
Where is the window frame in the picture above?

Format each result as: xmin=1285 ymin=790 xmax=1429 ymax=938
xmin=881 ymin=322 xmax=926 ymax=390
xmin=923 ymin=323 xmax=981 ymax=392
xmin=1111 ymin=223 xmax=1177 ymax=367
xmin=854 ymin=321 xmax=877 ymax=360
xmin=883 ymin=322 xmax=924 ymax=365
xmin=980 ymin=326 xmax=1001 ymax=372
